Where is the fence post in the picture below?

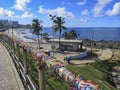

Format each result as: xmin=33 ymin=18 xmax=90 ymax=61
xmin=12 ymin=39 xmax=15 ymax=53
xmin=16 ymin=42 xmax=21 ymax=73
xmin=23 ymin=48 xmax=28 ymax=89
xmin=9 ymin=38 xmax=12 ymax=49
xmin=39 ymin=62 xmax=45 ymax=90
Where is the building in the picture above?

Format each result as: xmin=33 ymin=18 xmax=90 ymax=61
xmin=0 ymin=20 xmax=19 ymax=28
xmin=48 ymin=39 xmax=83 ymax=51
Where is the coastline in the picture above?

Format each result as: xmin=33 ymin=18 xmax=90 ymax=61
xmin=3 ymin=29 xmax=120 ymax=52
xmin=4 ymin=29 xmax=38 ymax=43
xmin=83 ymin=39 xmax=120 ymax=49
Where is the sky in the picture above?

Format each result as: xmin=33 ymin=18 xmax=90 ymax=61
xmin=0 ymin=0 xmax=120 ymax=27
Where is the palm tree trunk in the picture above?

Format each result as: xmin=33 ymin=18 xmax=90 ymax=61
xmin=38 ymin=35 xmax=40 ymax=48
xmin=59 ymin=29 xmax=61 ymax=49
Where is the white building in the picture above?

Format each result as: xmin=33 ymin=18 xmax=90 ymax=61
xmin=48 ymin=39 xmax=83 ymax=51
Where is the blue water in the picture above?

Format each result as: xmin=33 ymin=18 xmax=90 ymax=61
xmin=15 ymin=27 xmax=120 ymax=41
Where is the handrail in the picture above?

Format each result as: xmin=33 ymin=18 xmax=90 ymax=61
xmin=0 ymin=37 xmax=37 ymax=90
xmin=27 ymin=75 xmax=37 ymax=90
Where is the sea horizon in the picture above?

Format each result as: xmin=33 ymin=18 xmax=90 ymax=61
xmin=15 ymin=27 xmax=120 ymax=42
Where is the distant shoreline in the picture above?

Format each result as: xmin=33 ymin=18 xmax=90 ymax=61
xmin=83 ymin=39 xmax=120 ymax=49
xmin=16 ymin=28 xmax=120 ymax=41
xmin=3 ymin=29 xmax=120 ymax=49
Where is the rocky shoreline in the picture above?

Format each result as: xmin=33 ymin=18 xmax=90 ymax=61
xmin=83 ymin=39 xmax=120 ymax=49
xmin=108 ymin=66 xmax=120 ymax=90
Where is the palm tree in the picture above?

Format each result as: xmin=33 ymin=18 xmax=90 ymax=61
xmin=62 ymin=32 xmax=70 ymax=39
xmin=69 ymin=30 xmax=80 ymax=39
xmin=53 ymin=16 xmax=67 ymax=48
xmin=32 ymin=19 xmax=43 ymax=48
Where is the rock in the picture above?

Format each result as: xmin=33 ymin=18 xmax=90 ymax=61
xmin=108 ymin=68 xmax=120 ymax=90
xmin=83 ymin=39 xmax=120 ymax=49
xmin=116 ymin=84 xmax=120 ymax=90
xmin=118 ymin=76 xmax=120 ymax=81
xmin=111 ymin=72 xmax=118 ymax=77
xmin=113 ymin=78 xmax=118 ymax=84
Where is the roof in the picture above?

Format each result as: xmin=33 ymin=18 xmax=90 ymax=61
xmin=48 ymin=39 xmax=82 ymax=43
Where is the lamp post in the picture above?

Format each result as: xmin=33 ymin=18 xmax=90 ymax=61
xmin=49 ymin=14 xmax=56 ymax=57
xmin=10 ymin=21 xmax=14 ymax=37
xmin=91 ymin=32 xmax=94 ymax=52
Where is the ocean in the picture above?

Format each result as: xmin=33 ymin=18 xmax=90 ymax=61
xmin=15 ymin=27 xmax=120 ymax=41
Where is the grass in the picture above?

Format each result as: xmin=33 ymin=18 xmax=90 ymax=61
xmin=66 ymin=61 xmax=117 ymax=90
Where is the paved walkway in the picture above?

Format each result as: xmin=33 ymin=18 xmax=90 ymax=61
xmin=0 ymin=43 xmax=23 ymax=90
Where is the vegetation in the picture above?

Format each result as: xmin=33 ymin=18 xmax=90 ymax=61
xmin=62 ymin=30 xmax=80 ymax=40
xmin=53 ymin=16 xmax=67 ymax=48
xmin=62 ymin=32 xmax=70 ymax=39
xmin=69 ymin=30 xmax=80 ymax=39
xmin=31 ymin=19 xmax=43 ymax=48
xmin=66 ymin=61 xmax=117 ymax=90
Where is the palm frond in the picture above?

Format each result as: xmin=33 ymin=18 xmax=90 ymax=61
xmin=61 ymin=26 xmax=67 ymax=30
xmin=31 ymin=19 xmax=43 ymax=35
xmin=53 ymin=26 xmax=59 ymax=33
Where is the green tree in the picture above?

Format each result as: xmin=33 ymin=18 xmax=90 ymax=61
xmin=69 ymin=30 xmax=80 ymax=39
xmin=53 ymin=16 xmax=67 ymax=48
xmin=32 ymin=19 xmax=43 ymax=48
xmin=62 ymin=32 xmax=70 ymax=39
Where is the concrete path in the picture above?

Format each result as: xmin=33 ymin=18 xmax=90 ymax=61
xmin=0 ymin=43 xmax=23 ymax=90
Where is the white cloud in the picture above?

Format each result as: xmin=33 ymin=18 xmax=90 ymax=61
xmin=13 ymin=0 xmax=30 ymax=11
xmin=0 ymin=8 xmax=15 ymax=17
xmin=77 ymin=0 xmax=86 ymax=6
xmin=106 ymin=2 xmax=120 ymax=16
xmin=93 ymin=0 xmax=112 ymax=17
xmin=21 ymin=11 xmax=34 ymax=18
xmin=38 ymin=6 xmax=74 ymax=19
xmin=0 ymin=8 xmax=35 ymax=19
xmin=80 ymin=18 xmax=89 ymax=22
xmin=81 ymin=9 xmax=89 ymax=15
